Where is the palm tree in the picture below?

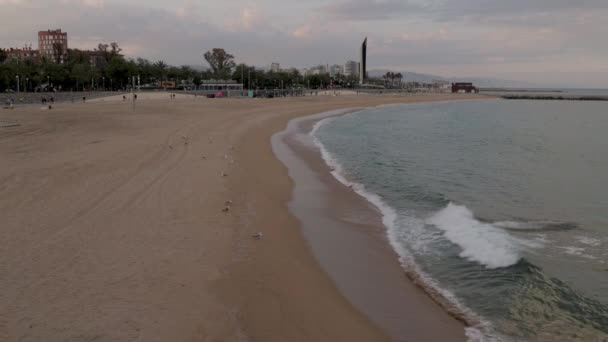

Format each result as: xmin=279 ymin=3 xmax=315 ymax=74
xmin=384 ymin=72 xmax=391 ymax=88
xmin=396 ymin=72 xmax=403 ymax=88
xmin=153 ymin=61 xmax=168 ymax=85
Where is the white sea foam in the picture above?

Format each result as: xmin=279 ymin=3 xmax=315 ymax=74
xmin=560 ymin=246 xmax=597 ymax=260
xmin=311 ymin=118 xmax=502 ymax=341
xmin=576 ymin=235 xmax=601 ymax=247
xmin=427 ymin=203 xmax=521 ymax=269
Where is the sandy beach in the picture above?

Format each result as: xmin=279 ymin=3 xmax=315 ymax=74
xmin=0 ymin=92 xmax=488 ymax=342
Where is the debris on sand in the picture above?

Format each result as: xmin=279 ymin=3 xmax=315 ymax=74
xmin=201 ymin=155 xmax=207 ymax=160
xmin=221 ymin=206 xmax=231 ymax=213
xmin=221 ymin=172 xmax=228 ymax=177
xmin=225 ymin=200 xmax=233 ymax=206
xmin=0 ymin=121 xmax=20 ymax=128
xmin=252 ymin=232 xmax=263 ymax=240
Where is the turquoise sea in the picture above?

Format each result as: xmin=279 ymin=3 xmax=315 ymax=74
xmin=313 ymin=99 xmax=608 ymax=341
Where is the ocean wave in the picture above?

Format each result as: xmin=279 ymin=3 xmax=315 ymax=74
xmin=427 ymin=203 xmax=521 ymax=269
xmin=311 ymin=118 xmax=501 ymax=341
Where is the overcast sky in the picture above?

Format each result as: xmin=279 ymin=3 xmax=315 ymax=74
xmin=1 ymin=0 xmax=607 ymax=87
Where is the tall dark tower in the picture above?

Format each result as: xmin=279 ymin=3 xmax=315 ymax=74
xmin=360 ymin=37 xmax=367 ymax=85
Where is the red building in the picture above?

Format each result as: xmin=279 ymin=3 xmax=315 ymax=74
xmin=38 ymin=29 xmax=68 ymax=63
xmin=3 ymin=46 xmax=39 ymax=63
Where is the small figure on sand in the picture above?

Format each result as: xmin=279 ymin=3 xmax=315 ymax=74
xmin=41 ymin=97 xmax=47 ymax=104
xmin=50 ymin=97 xmax=54 ymax=104
xmin=82 ymin=96 xmax=86 ymax=102
xmin=133 ymin=94 xmax=138 ymax=101
xmin=123 ymin=95 xmax=126 ymax=101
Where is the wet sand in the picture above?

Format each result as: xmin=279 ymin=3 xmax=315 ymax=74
xmin=0 ymin=92 xmax=487 ymax=341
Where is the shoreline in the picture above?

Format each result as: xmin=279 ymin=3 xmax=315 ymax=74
xmin=273 ymin=105 xmax=473 ymax=341
xmin=0 ymin=93 xmax=489 ymax=341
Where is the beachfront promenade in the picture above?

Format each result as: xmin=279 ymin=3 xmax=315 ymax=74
xmin=0 ymin=91 xmax=122 ymax=105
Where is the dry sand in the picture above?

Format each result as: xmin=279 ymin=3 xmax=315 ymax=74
xmin=0 ymin=93 xmax=488 ymax=342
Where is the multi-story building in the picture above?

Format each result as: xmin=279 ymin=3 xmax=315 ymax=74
xmin=3 ymin=46 xmax=39 ymax=63
xmin=360 ymin=37 xmax=367 ymax=84
xmin=303 ymin=65 xmax=330 ymax=77
xmin=270 ymin=62 xmax=280 ymax=73
xmin=38 ymin=29 xmax=68 ymax=63
xmin=330 ymin=64 xmax=344 ymax=78
xmin=344 ymin=60 xmax=360 ymax=78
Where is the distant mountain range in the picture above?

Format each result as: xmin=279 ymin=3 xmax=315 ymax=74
xmin=368 ymin=69 xmax=537 ymax=88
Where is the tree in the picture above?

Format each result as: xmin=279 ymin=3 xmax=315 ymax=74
xmin=152 ymin=61 xmax=168 ymax=84
xmin=71 ymin=63 xmax=89 ymax=91
xmin=107 ymin=56 xmax=135 ymax=89
xmin=0 ymin=49 xmax=7 ymax=64
xmin=395 ymin=72 xmax=403 ymax=88
xmin=204 ymin=48 xmax=236 ymax=79
xmin=110 ymin=42 xmax=122 ymax=58
xmin=52 ymin=42 xmax=65 ymax=63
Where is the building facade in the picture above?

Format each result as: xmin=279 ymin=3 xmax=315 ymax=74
xmin=270 ymin=62 xmax=280 ymax=73
xmin=360 ymin=37 xmax=367 ymax=84
xmin=3 ymin=46 xmax=39 ymax=63
xmin=344 ymin=60 xmax=360 ymax=78
xmin=38 ymin=29 xmax=68 ymax=63
xmin=330 ymin=64 xmax=344 ymax=78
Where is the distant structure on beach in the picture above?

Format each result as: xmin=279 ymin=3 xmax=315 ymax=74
xmin=38 ymin=29 xmax=68 ymax=64
xmin=360 ymin=37 xmax=367 ymax=84
xmin=451 ymin=82 xmax=479 ymax=93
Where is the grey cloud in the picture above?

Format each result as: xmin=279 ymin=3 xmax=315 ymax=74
xmin=1 ymin=0 xmax=607 ymax=87
xmin=0 ymin=1 xmax=359 ymax=67
xmin=321 ymin=0 xmax=608 ymax=23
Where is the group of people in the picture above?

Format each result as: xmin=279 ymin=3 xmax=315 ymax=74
xmin=122 ymin=94 xmax=138 ymax=101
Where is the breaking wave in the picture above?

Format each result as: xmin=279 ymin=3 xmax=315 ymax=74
xmin=427 ymin=203 xmax=522 ymax=269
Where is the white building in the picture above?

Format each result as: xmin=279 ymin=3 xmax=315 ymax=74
xmin=344 ymin=60 xmax=360 ymax=78
xmin=271 ymin=62 xmax=280 ymax=73
xmin=330 ymin=64 xmax=344 ymax=78
xmin=304 ymin=65 xmax=330 ymax=77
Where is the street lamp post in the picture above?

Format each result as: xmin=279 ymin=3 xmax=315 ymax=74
xmin=25 ymin=77 xmax=28 ymax=92
xmin=102 ymin=77 xmax=105 ymax=91
xmin=47 ymin=76 xmax=50 ymax=92
xmin=16 ymin=76 xmax=20 ymax=93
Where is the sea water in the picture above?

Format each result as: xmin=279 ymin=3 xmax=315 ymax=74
xmin=312 ymin=99 xmax=608 ymax=341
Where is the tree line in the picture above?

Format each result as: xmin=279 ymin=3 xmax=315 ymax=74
xmin=0 ymin=45 xmax=396 ymax=93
